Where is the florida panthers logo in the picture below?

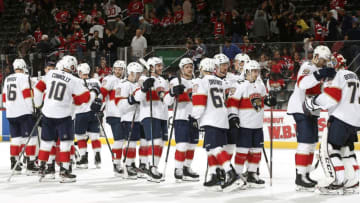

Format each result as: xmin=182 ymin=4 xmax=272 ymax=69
xmin=250 ymin=93 xmax=262 ymax=112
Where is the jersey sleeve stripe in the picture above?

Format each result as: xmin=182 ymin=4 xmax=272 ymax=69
xmin=192 ymin=95 xmax=207 ymax=106
xmin=22 ymin=88 xmax=32 ymax=99
xmin=2 ymin=93 xmax=5 ymax=103
xmin=323 ymin=87 xmax=342 ymax=102
xmin=306 ymin=84 xmax=322 ymax=95
xmin=109 ymin=90 xmax=115 ymax=100
xmin=100 ymin=87 xmax=109 ymax=98
xmin=35 ymin=80 xmax=46 ymax=92
xmin=296 ymin=75 xmax=306 ymax=87
xmin=73 ymin=91 xmax=90 ymax=105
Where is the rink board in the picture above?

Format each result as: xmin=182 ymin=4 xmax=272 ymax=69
xmin=1 ymin=109 xmax=359 ymax=149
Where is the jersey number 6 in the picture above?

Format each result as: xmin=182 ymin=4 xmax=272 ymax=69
xmin=210 ymin=87 xmax=224 ymax=108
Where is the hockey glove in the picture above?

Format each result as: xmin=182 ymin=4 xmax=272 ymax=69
xmin=141 ymin=78 xmax=155 ymax=92
xmin=128 ymin=95 xmax=140 ymax=105
xmin=91 ymin=98 xmax=103 ymax=112
xmin=228 ymin=114 xmax=240 ymax=129
xmin=32 ymin=108 xmax=42 ymax=120
xmin=90 ymin=85 xmax=101 ymax=96
xmin=170 ymin=84 xmax=185 ymax=97
xmin=303 ymin=96 xmax=321 ymax=116
xmin=188 ymin=115 xmax=199 ymax=129
xmin=313 ymin=67 xmax=336 ymax=81
xmin=264 ymin=95 xmax=277 ymax=107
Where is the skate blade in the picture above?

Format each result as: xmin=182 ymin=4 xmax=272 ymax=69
xmin=124 ymin=175 xmax=138 ymax=180
xmin=147 ymin=177 xmax=161 ymax=183
xmin=60 ymin=178 xmax=76 ymax=183
xmin=137 ymin=173 xmax=148 ymax=179
xmin=222 ymin=179 xmax=246 ymax=192
xmin=344 ymin=188 xmax=359 ymax=195
xmin=76 ymin=164 xmax=88 ymax=169
xmin=296 ymin=185 xmax=315 ymax=192
xmin=175 ymin=178 xmax=183 ymax=183
xmin=204 ymin=185 xmax=222 ymax=192
xmin=39 ymin=175 xmax=56 ymax=182
xmin=182 ymin=176 xmax=200 ymax=182
xmin=317 ymin=188 xmax=344 ymax=195
xmin=26 ymin=170 xmax=39 ymax=176
xmin=248 ymin=182 xmax=265 ymax=189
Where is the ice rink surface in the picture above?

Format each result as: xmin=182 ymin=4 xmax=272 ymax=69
xmin=0 ymin=142 xmax=359 ymax=203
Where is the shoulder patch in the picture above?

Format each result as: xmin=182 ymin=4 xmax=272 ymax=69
xmin=102 ymin=79 xmax=107 ymax=86
xmin=302 ymin=69 xmax=310 ymax=75
xmin=193 ymin=84 xmax=199 ymax=93
xmin=115 ymin=88 xmax=121 ymax=97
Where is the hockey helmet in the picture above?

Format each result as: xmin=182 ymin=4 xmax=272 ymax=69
xmin=77 ymin=63 xmax=91 ymax=75
xmin=13 ymin=59 xmax=27 ymax=72
xmin=127 ymin=62 xmax=143 ymax=75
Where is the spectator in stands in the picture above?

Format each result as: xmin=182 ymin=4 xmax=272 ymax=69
xmin=104 ymin=27 xmax=118 ymax=64
xmin=20 ymin=17 xmax=32 ymax=35
xmin=182 ymin=0 xmax=192 ymax=24
xmin=17 ymin=35 xmax=36 ymax=58
xmin=173 ymin=5 xmax=183 ymax=24
xmin=346 ymin=22 xmax=360 ymax=40
xmin=214 ymin=16 xmax=225 ymax=40
xmin=104 ymin=0 xmax=121 ymax=30
xmin=223 ymin=38 xmax=241 ymax=61
xmin=270 ymin=14 xmax=280 ymax=41
xmin=98 ymin=57 xmax=112 ymax=78
xmin=149 ymin=9 xmax=160 ymax=25
xmin=4 ymin=40 xmax=17 ymax=68
xmin=253 ymin=10 xmax=269 ymax=42
xmin=88 ymin=31 xmax=104 ymax=66
xmin=113 ymin=15 xmax=126 ymax=42
xmin=37 ymin=35 xmax=52 ymax=56
xmin=195 ymin=0 xmax=208 ymax=24
xmin=130 ymin=29 xmax=147 ymax=61
xmin=89 ymin=17 xmax=105 ymax=40
xmin=144 ymin=0 xmax=153 ymax=20
xmin=161 ymin=9 xmax=174 ymax=27
xmin=230 ymin=9 xmax=246 ymax=43
xmin=194 ymin=37 xmax=206 ymax=68
xmin=240 ymin=35 xmax=255 ymax=54
xmin=326 ymin=11 xmax=340 ymax=41
xmin=25 ymin=0 xmax=36 ymax=17
xmin=139 ymin=16 xmax=151 ymax=44
xmin=34 ymin=26 xmax=43 ymax=43
xmin=185 ymin=39 xmax=196 ymax=61
xmin=128 ymin=0 xmax=144 ymax=27
xmin=72 ymin=23 xmax=86 ymax=61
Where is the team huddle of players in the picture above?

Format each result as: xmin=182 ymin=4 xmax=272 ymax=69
xmin=2 ymin=44 xmax=360 ymax=194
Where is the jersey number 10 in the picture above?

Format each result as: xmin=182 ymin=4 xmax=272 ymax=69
xmin=48 ymin=81 xmax=66 ymax=101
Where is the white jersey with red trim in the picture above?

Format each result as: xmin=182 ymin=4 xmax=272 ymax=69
xmin=75 ymin=78 xmax=101 ymax=114
xmin=287 ymin=61 xmax=321 ymax=115
xmin=105 ymin=3 xmax=121 ymax=22
xmin=315 ymin=69 xmax=360 ymax=127
xmin=227 ymin=80 xmax=266 ymax=129
xmin=191 ymin=74 xmax=229 ymax=129
xmin=34 ymin=70 xmax=94 ymax=118
xmin=164 ymin=77 xmax=193 ymax=121
xmin=134 ymin=75 xmax=169 ymax=121
xmin=100 ymin=75 xmax=122 ymax=118
xmin=2 ymin=73 xmax=33 ymax=118
xmin=115 ymin=80 xmax=140 ymax=122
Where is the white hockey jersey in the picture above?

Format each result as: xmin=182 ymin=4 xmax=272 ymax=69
xmin=115 ymin=80 xmax=140 ymax=122
xmin=287 ymin=61 xmax=322 ymax=115
xmin=75 ymin=78 xmax=101 ymax=114
xmin=163 ymin=77 xmax=193 ymax=121
xmin=34 ymin=69 xmax=94 ymax=118
xmin=134 ymin=75 xmax=169 ymax=121
xmin=191 ymin=74 xmax=229 ymax=129
xmin=227 ymin=80 xmax=266 ymax=129
xmin=100 ymin=74 xmax=122 ymax=118
xmin=2 ymin=73 xmax=33 ymax=118
xmin=315 ymin=69 xmax=360 ymax=127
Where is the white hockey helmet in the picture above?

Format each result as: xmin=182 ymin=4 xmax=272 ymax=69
xmin=147 ymin=57 xmax=163 ymax=67
xmin=126 ymin=62 xmax=143 ymax=75
xmin=13 ymin=59 xmax=27 ymax=72
xmin=62 ymin=55 xmax=78 ymax=73
xmin=77 ymin=63 xmax=91 ymax=75
xmin=113 ymin=60 xmax=126 ymax=70
xmin=235 ymin=53 xmax=250 ymax=63
xmin=199 ymin=57 xmax=215 ymax=73
xmin=55 ymin=59 xmax=66 ymax=71
xmin=244 ymin=60 xmax=260 ymax=74
xmin=313 ymin=45 xmax=331 ymax=61
xmin=179 ymin=57 xmax=193 ymax=69
xmin=213 ymin=53 xmax=230 ymax=67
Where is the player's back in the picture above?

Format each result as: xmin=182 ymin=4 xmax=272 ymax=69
xmin=193 ymin=74 xmax=229 ymax=129
xmin=40 ymin=69 xmax=89 ymax=118
xmin=328 ymin=69 xmax=360 ymax=127
xmin=2 ymin=73 xmax=33 ymax=118
xmin=75 ymin=78 xmax=101 ymax=114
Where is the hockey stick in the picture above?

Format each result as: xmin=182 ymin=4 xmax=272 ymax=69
xmin=7 ymin=114 xmax=43 ymax=182
xmin=139 ymin=58 xmax=155 ymax=167
xmin=162 ymin=71 xmax=181 ymax=178
xmin=270 ymin=106 xmax=273 ymax=186
xmin=122 ymin=106 xmax=138 ymax=177
xmin=261 ymin=145 xmax=271 ymax=177
xmin=96 ymin=113 xmax=114 ymax=160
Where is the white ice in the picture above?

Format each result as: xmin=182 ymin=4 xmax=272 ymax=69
xmin=0 ymin=142 xmax=359 ymax=203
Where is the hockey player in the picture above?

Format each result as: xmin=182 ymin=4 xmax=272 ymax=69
xmin=287 ymin=45 xmax=337 ymax=190
xmin=75 ymin=63 xmax=102 ymax=169
xmin=304 ymin=53 xmax=360 ymax=194
xmin=2 ymin=59 xmax=39 ymax=175
xmin=191 ymin=55 xmax=241 ymax=192
xmin=100 ymin=60 xmax=125 ymax=176
xmin=34 ymin=57 xmax=100 ymax=183
xmin=115 ymin=62 xmax=143 ymax=179
xmin=227 ymin=60 xmax=276 ymax=188
xmin=164 ymin=58 xmax=200 ymax=182
xmin=133 ymin=57 xmax=169 ymax=182
xmin=226 ymin=53 xmax=250 ymax=84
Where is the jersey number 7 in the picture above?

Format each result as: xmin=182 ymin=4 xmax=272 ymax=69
xmin=348 ymin=82 xmax=360 ymax=104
